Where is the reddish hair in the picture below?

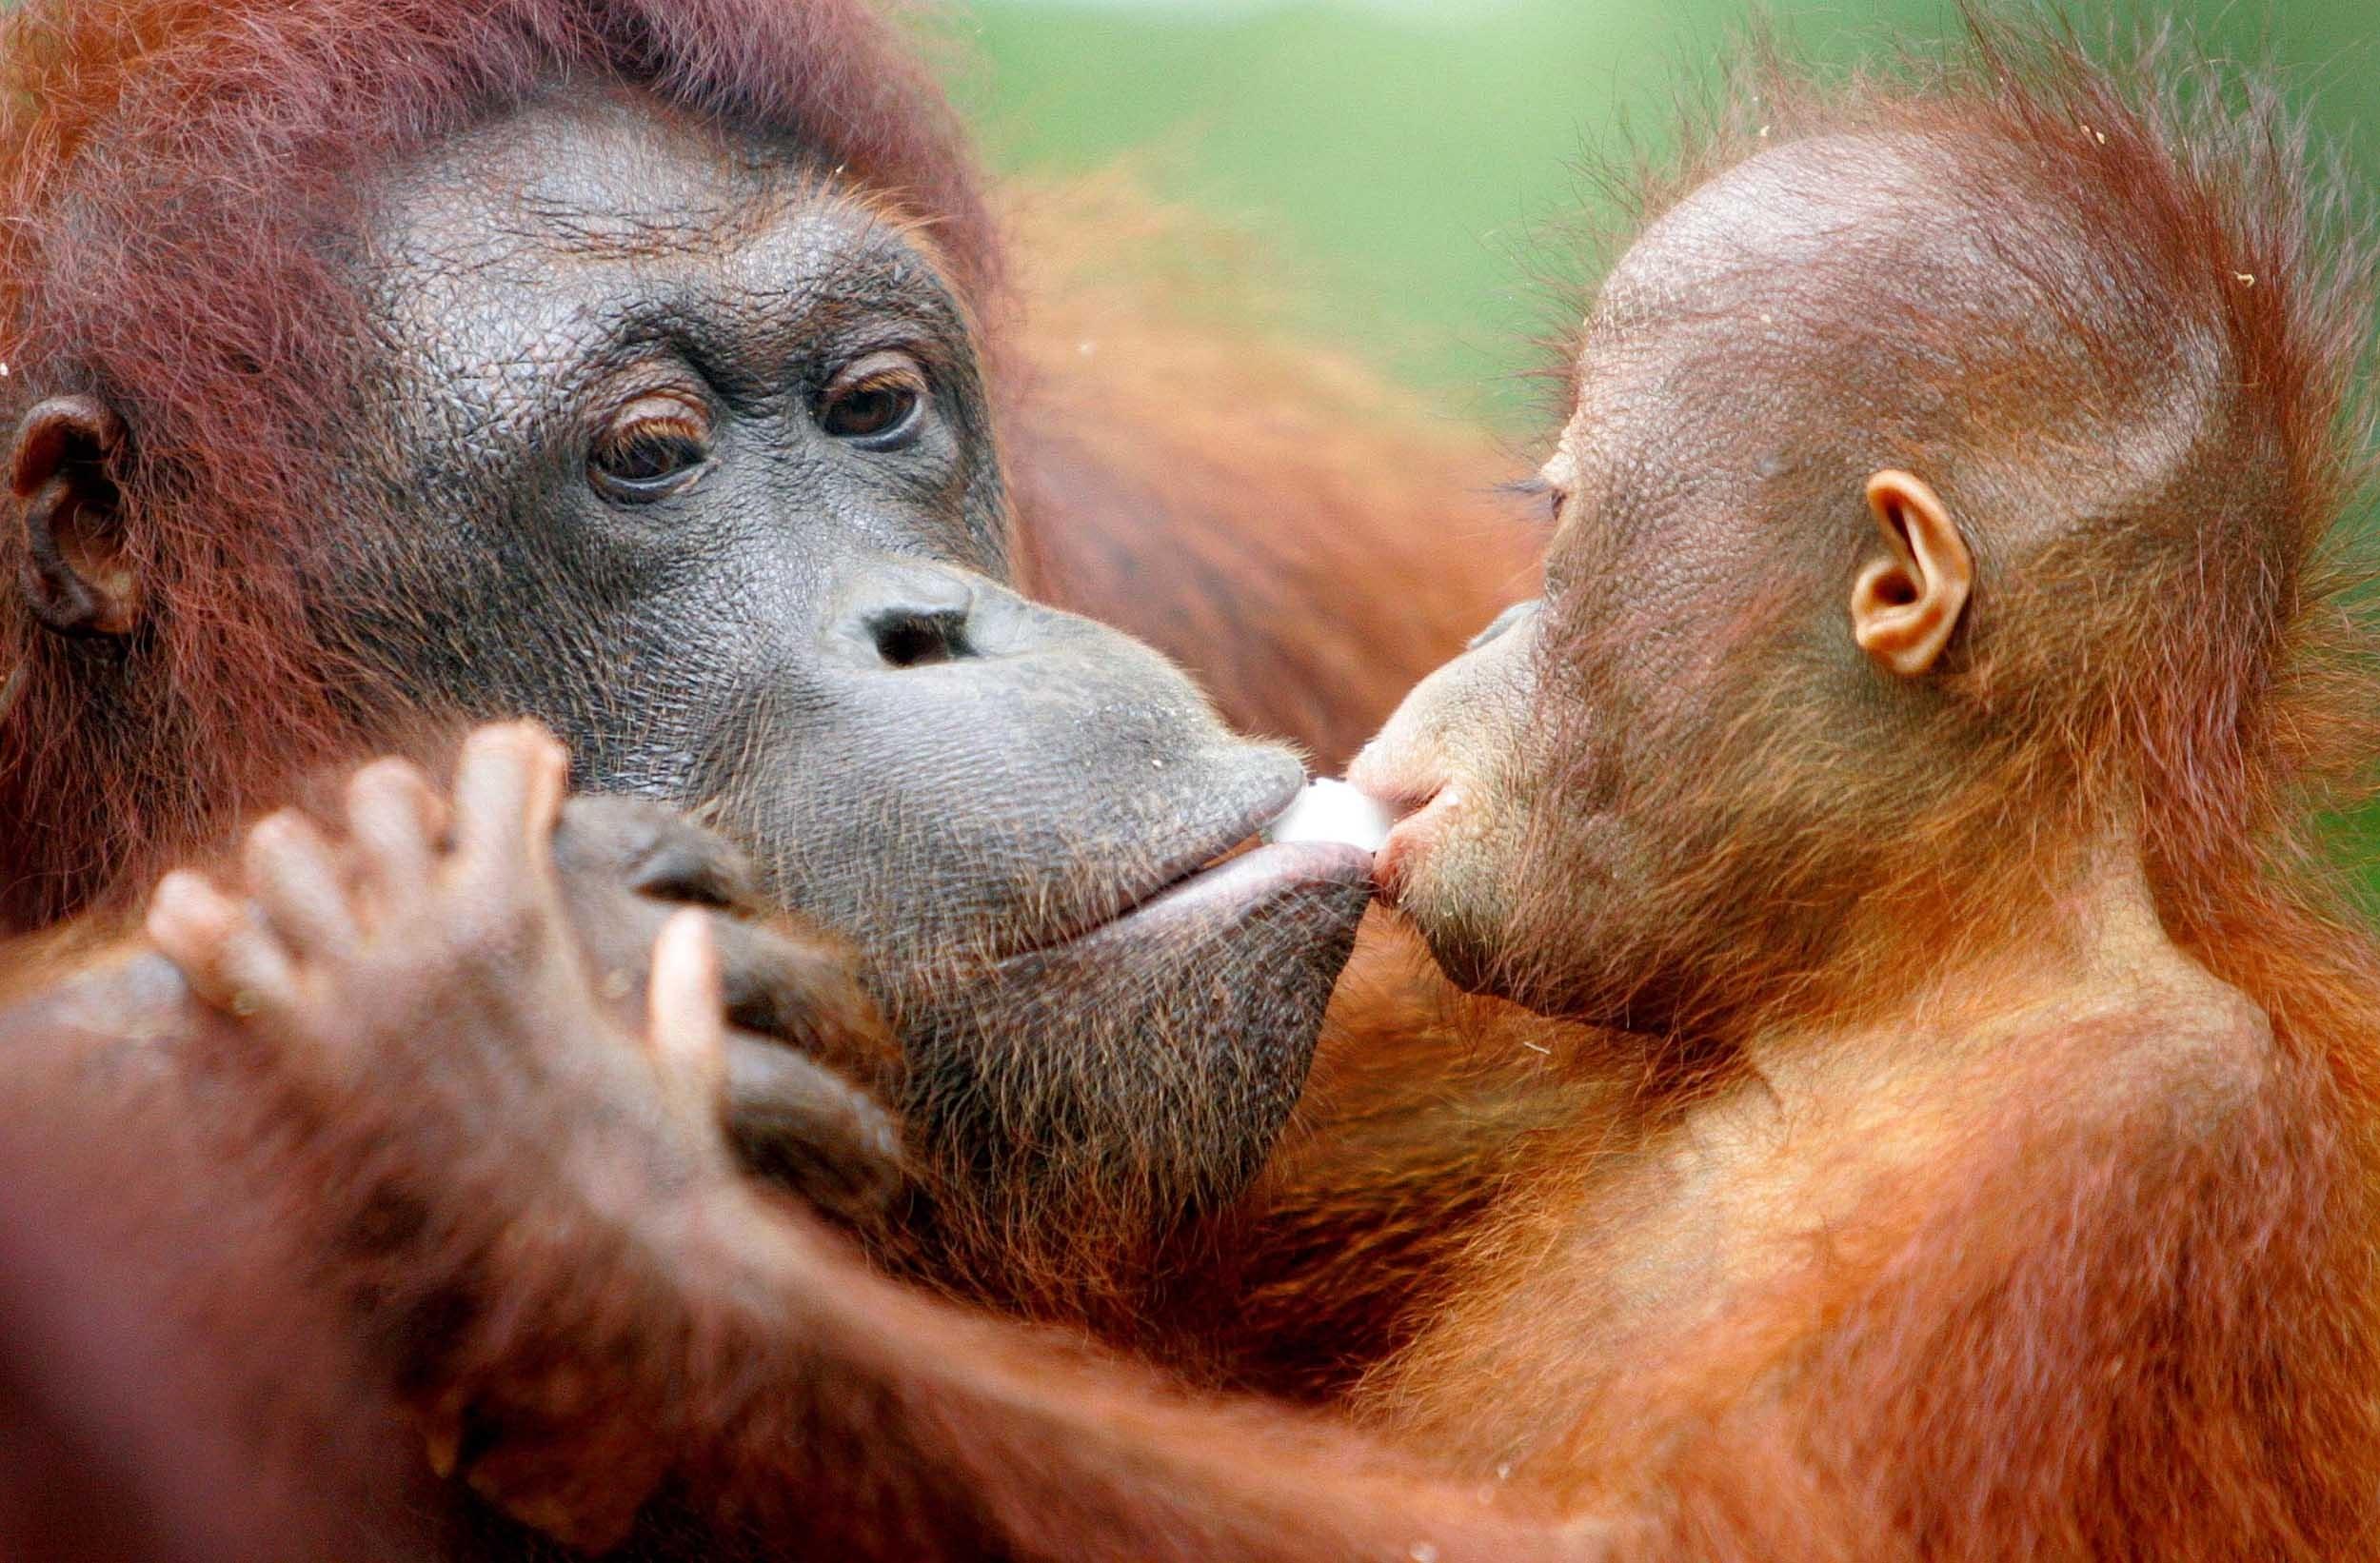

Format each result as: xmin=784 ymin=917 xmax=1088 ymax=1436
xmin=1514 ymin=16 xmax=2380 ymax=1065
xmin=0 ymin=0 xmax=998 ymax=929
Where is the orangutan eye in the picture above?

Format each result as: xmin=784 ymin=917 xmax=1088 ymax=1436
xmin=1500 ymin=474 xmax=1570 ymax=532
xmin=590 ymin=394 xmax=713 ymax=504
xmin=818 ymin=353 xmax=927 ymax=449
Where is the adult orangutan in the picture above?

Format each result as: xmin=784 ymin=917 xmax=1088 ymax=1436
xmin=131 ymin=22 xmax=2380 ymax=1561
xmin=0 ymin=0 xmax=1521 ymax=944
xmin=0 ymin=0 xmax=1548 ymax=1319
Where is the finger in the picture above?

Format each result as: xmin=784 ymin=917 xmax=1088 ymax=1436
xmin=242 ymin=809 xmax=358 ymax=958
xmin=145 ymin=871 xmax=247 ymax=1007
xmin=416 ymin=1394 xmax=466 ymax=1481
xmin=347 ymin=758 xmax=448 ymax=913
xmin=552 ymin=795 xmax=758 ymax=915
xmin=146 ymin=870 xmax=299 ymax=1016
xmin=710 ymin=919 xmax=896 ymax=1088
xmin=620 ymin=807 xmax=760 ymax=913
xmin=451 ymin=722 xmax=569 ymax=883
xmin=724 ymin=1038 xmax=909 ymax=1220
xmin=646 ymin=910 xmax=727 ymax=1115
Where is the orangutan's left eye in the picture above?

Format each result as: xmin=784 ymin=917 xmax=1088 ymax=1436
xmin=818 ymin=353 xmax=928 ymax=450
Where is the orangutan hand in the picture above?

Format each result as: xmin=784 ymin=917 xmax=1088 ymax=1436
xmin=138 ymin=722 xmax=892 ymax=1549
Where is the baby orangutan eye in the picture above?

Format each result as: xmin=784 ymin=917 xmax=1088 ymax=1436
xmin=817 ymin=351 xmax=927 ymax=450
xmin=590 ymin=393 xmax=713 ymax=504
xmin=1499 ymin=473 xmax=1571 ymax=531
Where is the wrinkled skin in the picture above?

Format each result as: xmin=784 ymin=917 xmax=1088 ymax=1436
xmin=132 ymin=724 xmax=1563 ymax=1559
xmin=53 ymin=84 xmax=1371 ymax=1261
xmin=1352 ymin=139 xmax=1947 ymax=1026
xmin=139 ymin=725 xmax=756 ymax=1549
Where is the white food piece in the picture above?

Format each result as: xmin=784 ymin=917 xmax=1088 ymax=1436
xmin=1261 ymin=778 xmax=1395 ymax=854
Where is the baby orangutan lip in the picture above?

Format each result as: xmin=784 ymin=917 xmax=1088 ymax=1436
xmin=1371 ymin=784 xmax=1460 ymax=904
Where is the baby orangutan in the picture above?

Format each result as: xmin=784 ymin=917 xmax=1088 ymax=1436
xmin=1336 ymin=34 xmax=2380 ymax=1553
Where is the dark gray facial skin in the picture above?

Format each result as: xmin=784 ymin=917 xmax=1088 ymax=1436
xmin=319 ymin=85 xmax=1370 ymax=1258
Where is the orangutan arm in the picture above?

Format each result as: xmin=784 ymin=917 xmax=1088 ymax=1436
xmin=1152 ymin=1070 xmax=1577 ymax=1399
xmin=125 ymin=722 xmax=2329 ymax=1562
xmin=125 ymin=722 xmax=1585 ymax=1560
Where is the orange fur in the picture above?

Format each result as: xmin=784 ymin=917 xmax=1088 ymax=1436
xmin=3 ymin=10 xmax=2372 ymax=1562
xmin=1002 ymin=175 xmax=1538 ymax=770
xmin=0 ymin=0 xmax=997 ymax=933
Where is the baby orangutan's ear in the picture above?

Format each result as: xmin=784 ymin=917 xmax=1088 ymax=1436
xmin=1850 ymin=468 xmax=1971 ymax=678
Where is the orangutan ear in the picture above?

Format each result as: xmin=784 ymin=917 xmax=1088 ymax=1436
xmin=1850 ymin=469 xmax=1971 ymax=678
xmin=10 ymin=393 xmax=139 ymax=638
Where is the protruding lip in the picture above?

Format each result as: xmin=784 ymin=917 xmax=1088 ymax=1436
xmin=1042 ymin=841 xmax=1380 ymax=960
xmin=1072 ymin=837 xmax=1375 ymax=952
xmin=1001 ymin=768 xmax=1368 ymax=961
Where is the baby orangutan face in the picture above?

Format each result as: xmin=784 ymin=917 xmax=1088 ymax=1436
xmin=1347 ymin=390 xmax=1708 ymax=1028
xmin=1354 ymin=138 xmax=1984 ymax=1032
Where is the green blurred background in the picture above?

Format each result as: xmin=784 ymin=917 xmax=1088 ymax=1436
xmin=949 ymin=0 xmax=2380 ymax=900
xmin=951 ymin=0 xmax=2378 ymax=426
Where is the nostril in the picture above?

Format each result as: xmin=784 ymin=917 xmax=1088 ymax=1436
xmin=869 ymin=608 xmax=971 ymax=669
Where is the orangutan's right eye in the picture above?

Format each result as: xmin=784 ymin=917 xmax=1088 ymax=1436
xmin=590 ymin=394 xmax=714 ymax=504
